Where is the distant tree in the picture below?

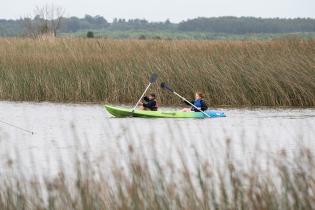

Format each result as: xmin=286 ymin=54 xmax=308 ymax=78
xmin=138 ymin=35 xmax=146 ymax=40
xmin=94 ymin=15 xmax=109 ymax=26
xmin=0 ymin=15 xmax=310 ymax=37
xmin=87 ymin=31 xmax=94 ymax=38
xmin=153 ymin=35 xmax=161 ymax=40
xmin=85 ymin=15 xmax=109 ymax=27
xmin=113 ymin=18 xmax=118 ymax=24
xmin=59 ymin=16 xmax=82 ymax=32
xmin=84 ymin=15 xmax=94 ymax=24
xmin=178 ymin=17 xmax=315 ymax=34
xmin=24 ymin=4 xmax=65 ymax=37
xmin=118 ymin=19 xmax=126 ymax=23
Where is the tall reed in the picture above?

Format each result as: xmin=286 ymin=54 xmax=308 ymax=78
xmin=0 ymin=37 xmax=314 ymax=106
xmin=0 ymin=139 xmax=314 ymax=210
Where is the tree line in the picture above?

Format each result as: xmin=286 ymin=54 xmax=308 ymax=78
xmin=178 ymin=17 xmax=315 ymax=34
xmin=1 ymin=15 xmax=315 ymax=37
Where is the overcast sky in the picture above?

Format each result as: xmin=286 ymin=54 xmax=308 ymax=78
xmin=1 ymin=0 xmax=315 ymax=22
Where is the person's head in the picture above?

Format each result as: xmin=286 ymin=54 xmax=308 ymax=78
xmin=195 ymin=92 xmax=204 ymax=100
xmin=149 ymin=93 xmax=156 ymax=100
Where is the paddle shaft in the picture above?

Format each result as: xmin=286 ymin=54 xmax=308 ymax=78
xmin=172 ymin=91 xmax=211 ymax=118
xmin=131 ymin=83 xmax=152 ymax=112
xmin=0 ymin=119 xmax=34 ymax=134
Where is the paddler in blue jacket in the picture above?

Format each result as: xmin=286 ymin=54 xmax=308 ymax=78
xmin=182 ymin=92 xmax=208 ymax=112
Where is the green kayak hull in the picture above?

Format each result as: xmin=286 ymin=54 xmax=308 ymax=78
xmin=105 ymin=105 xmax=226 ymax=118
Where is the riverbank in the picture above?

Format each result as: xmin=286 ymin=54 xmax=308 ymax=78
xmin=0 ymin=38 xmax=314 ymax=106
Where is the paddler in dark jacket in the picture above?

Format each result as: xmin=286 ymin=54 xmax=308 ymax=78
xmin=182 ymin=92 xmax=208 ymax=112
xmin=140 ymin=93 xmax=158 ymax=111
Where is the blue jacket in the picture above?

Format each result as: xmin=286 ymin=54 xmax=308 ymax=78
xmin=185 ymin=99 xmax=208 ymax=112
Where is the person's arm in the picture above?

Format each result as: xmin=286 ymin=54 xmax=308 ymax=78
xmin=143 ymin=96 xmax=149 ymax=102
xmin=143 ymin=100 xmax=156 ymax=108
xmin=183 ymin=100 xmax=194 ymax=106
xmin=200 ymin=100 xmax=208 ymax=111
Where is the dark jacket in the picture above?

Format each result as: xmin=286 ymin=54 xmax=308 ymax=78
xmin=184 ymin=99 xmax=208 ymax=112
xmin=143 ymin=96 xmax=158 ymax=111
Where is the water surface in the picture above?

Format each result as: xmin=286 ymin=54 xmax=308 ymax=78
xmin=0 ymin=101 xmax=314 ymax=176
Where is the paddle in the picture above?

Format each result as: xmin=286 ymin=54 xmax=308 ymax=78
xmin=160 ymin=82 xmax=211 ymax=118
xmin=131 ymin=73 xmax=158 ymax=112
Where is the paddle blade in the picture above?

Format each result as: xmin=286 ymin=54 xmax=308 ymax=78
xmin=149 ymin=73 xmax=158 ymax=83
xmin=160 ymin=82 xmax=174 ymax=92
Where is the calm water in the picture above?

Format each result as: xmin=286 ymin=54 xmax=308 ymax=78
xmin=0 ymin=101 xmax=314 ymax=176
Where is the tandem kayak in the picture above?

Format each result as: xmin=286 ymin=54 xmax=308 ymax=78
xmin=105 ymin=105 xmax=226 ymax=118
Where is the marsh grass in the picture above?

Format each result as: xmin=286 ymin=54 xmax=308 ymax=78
xmin=0 ymin=139 xmax=314 ymax=210
xmin=0 ymin=37 xmax=314 ymax=106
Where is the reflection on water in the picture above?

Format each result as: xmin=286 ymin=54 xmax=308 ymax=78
xmin=0 ymin=101 xmax=314 ymax=176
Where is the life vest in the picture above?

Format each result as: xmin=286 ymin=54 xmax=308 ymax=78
xmin=193 ymin=99 xmax=203 ymax=108
xmin=148 ymin=99 xmax=158 ymax=111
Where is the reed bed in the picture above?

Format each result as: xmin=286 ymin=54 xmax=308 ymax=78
xmin=0 ymin=37 xmax=314 ymax=106
xmin=0 ymin=139 xmax=314 ymax=210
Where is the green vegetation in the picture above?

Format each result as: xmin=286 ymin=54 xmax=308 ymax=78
xmin=86 ymin=31 xmax=94 ymax=38
xmin=178 ymin=17 xmax=315 ymax=33
xmin=1 ymin=16 xmax=315 ymax=40
xmin=0 ymin=135 xmax=314 ymax=210
xmin=66 ymin=30 xmax=315 ymax=40
xmin=0 ymin=38 xmax=314 ymax=106
xmin=0 ymin=19 xmax=24 ymax=36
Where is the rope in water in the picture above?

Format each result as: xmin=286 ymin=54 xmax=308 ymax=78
xmin=0 ymin=119 xmax=34 ymax=135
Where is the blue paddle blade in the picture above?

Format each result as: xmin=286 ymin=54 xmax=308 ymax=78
xmin=149 ymin=73 xmax=158 ymax=83
xmin=160 ymin=82 xmax=174 ymax=92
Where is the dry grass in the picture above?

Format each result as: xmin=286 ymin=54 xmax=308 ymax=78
xmin=0 ymin=37 xmax=314 ymax=106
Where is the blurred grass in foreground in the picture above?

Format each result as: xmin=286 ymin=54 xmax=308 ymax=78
xmin=0 ymin=138 xmax=314 ymax=210
xmin=0 ymin=37 xmax=314 ymax=106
